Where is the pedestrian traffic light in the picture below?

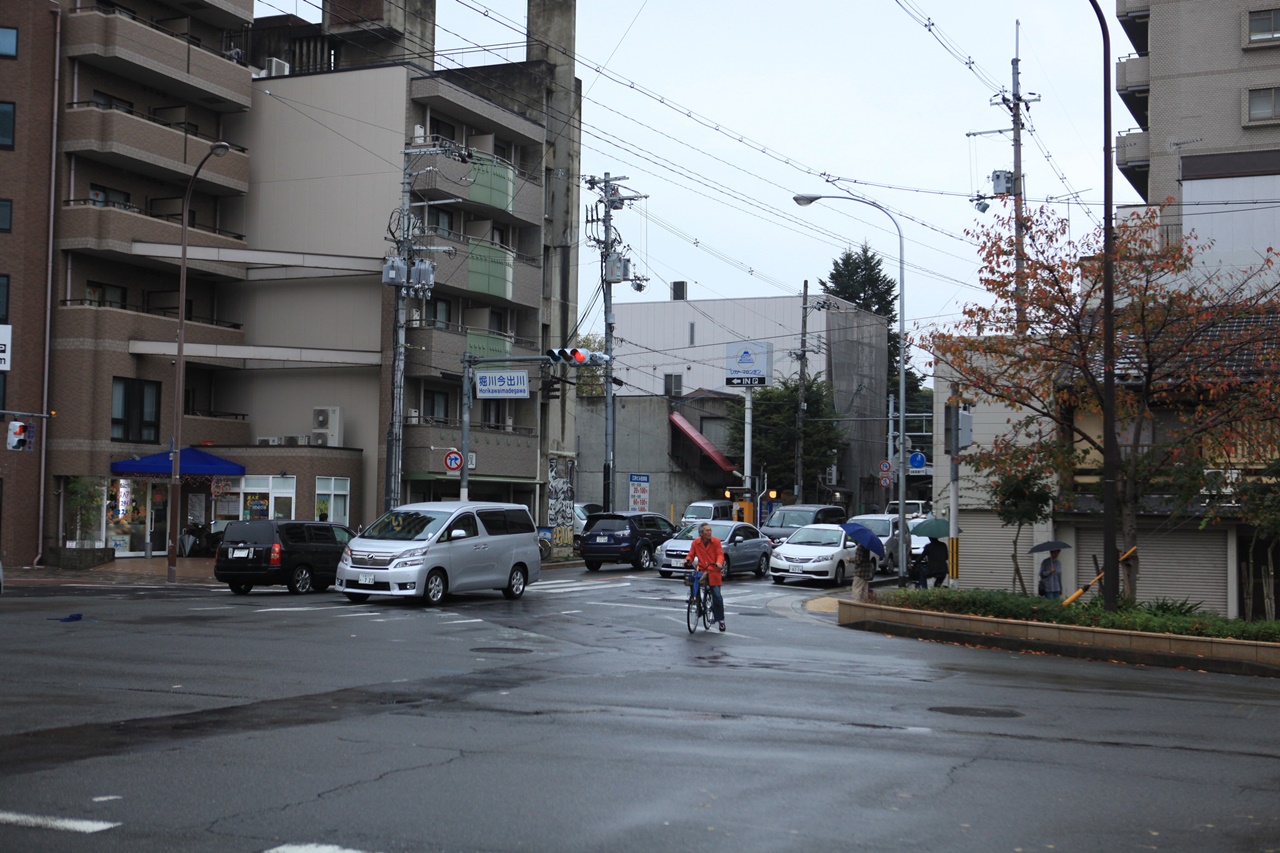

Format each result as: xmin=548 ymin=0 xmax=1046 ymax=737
xmin=7 ymin=421 xmax=26 ymax=451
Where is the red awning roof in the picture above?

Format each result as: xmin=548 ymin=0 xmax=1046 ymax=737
xmin=669 ymin=411 xmax=739 ymax=473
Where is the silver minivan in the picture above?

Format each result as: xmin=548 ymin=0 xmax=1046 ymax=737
xmin=336 ymin=501 xmax=541 ymax=605
xmin=680 ymin=499 xmax=736 ymax=527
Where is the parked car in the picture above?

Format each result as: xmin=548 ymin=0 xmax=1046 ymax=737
xmin=336 ymin=501 xmax=541 ymax=605
xmin=679 ymin=499 xmax=736 ymax=527
xmin=215 ymin=519 xmax=355 ymax=595
xmin=847 ymin=513 xmax=929 ymax=573
xmin=579 ymin=511 xmax=677 ymax=571
xmin=572 ymin=501 xmax=604 ymax=551
xmin=885 ymin=500 xmax=932 ymax=517
xmin=759 ymin=504 xmax=847 ymax=545
xmin=658 ymin=521 xmax=772 ymax=579
xmin=768 ymin=524 xmax=858 ymax=586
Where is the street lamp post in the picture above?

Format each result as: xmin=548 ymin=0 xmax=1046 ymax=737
xmin=794 ymin=192 xmax=909 ymax=585
xmin=167 ymin=140 xmax=230 ymax=583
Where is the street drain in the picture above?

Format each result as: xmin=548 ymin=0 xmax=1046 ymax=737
xmin=470 ymin=647 xmax=534 ymax=654
xmin=928 ymin=706 xmax=1023 ymax=718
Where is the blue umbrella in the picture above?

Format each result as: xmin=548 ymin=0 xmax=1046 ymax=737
xmin=839 ymin=523 xmax=886 ymax=558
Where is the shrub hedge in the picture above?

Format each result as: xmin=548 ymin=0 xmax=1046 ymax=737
xmin=875 ymin=588 xmax=1280 ymax=643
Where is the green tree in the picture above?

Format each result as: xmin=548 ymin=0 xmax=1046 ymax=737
xmin=988 ymin=457 xmax=1056 ymax=595
xmin=725 ymin=374 xmax=845 ymax=499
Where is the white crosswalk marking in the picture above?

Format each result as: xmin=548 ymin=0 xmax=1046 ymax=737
xmin=526 ymin=579 xmax=632 ymax=596
xmin=0 ymin=810 xmax=120 ymax=833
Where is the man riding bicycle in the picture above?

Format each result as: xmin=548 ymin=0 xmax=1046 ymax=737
xmin=685 ymin=523 xmax=727 ymax=632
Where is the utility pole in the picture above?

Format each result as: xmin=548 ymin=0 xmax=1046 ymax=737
xmin=584 ymin=173 xmax=646 ymax=511
xmin=381 ymin=146 xmax=459 ymax=511
xmin=794 ymin=280 xmax=808 ymax=503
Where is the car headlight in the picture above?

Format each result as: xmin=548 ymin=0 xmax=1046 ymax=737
xmin=395 ymin=544 xmax=430 ymax=564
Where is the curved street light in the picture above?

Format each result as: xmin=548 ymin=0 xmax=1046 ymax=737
xmin=168 ymin=140 xmax=231 ymax=582
xmin=794 ymin=192 xmax=910 ymax=584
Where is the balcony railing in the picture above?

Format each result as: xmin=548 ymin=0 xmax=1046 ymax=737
xmin=60 ymin=298 xmax=243 ymax=330
xmin=89 ymin=4 xmax=246 ymax=66
xmin=65 ymin=198 xmax=244 ymax=240
xmin=66 ymin=100 xmax=248 ymax=152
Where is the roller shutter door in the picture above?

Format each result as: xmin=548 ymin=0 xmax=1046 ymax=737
xmin=955 ymin=511 xmax=1035 ymax=593
xmin=1075 ymin=524 xmax=1228 ymax=614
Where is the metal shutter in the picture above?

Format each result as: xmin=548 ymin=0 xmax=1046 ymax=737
xmin=1074 ymin=524 xmax=1228 ymax=614
xmin=954 ymin=511 xmax=1035 ymax=593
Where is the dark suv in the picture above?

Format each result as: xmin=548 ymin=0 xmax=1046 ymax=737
xmin=215 ymin=520 xmax=354 ymax=595
xmin=579 ymin=511 xmax=677 ymax=571
xmin=759 ymin=504 xmax=847 ymax=545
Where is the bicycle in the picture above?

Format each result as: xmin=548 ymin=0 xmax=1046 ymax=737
xmin=686 ymin=570 xmax=713 ymax=633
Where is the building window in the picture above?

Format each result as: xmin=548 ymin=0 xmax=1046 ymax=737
xmin=111 ymin=377 xmax=161 ymax=443
xmin=90 ymin=90 xmax=133 ymax=112
xmin=0 ymin=200 xmax=9 ymax=232
xmin=430 ymin=298 xmax=451 ymax=329
xmin=430 ymin=117 xmax=456 ymax=141
xmin=1251 ymin=9 xmax=1280 ymax=41
xmin=0 ymin=103 xmax=11 ymax=149
xmin=0 ymin=275 xmax=10 ymax=323
xmin=0 ymin=28 xmax=16 ymax=58
xmin=664 ymin=374 xmax=683 ymax=397
xmin=427 ymin=206 xmax=454 ymax=236
xmin=425 ymin=389 xmax=449 ymax=421
xmin=1250 ymin=87 xmax=1280 ymax=121
xmin=86 ymin=281 xmax=127 ymax=308
xmin=315 ymin=476 xmax=350 ymax=525
xmin=89 ymin=184 xmax=132 ymax=210
xmin=688 ymin=322 xmax=696 ymax=346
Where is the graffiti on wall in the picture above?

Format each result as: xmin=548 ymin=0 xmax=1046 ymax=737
xmin=548 ymin=455 xmax=576 ymax=551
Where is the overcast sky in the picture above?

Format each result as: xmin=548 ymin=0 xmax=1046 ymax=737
xmin=255 ymin=0 xmax=1144 ymax=379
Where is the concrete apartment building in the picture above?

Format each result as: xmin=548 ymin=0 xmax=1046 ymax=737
xmin=607 ymin=291 xmax=889 ymax=514
xmin=0 ymin=0 xmax=580 ymax=565
xmin=932 ymin=1 xmax=1280 ymax=615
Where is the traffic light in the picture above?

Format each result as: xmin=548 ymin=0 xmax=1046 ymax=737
xmin=546 ymin=347 xmax=610 ymax=366
xmin=7 ymin=421 xmax=26 ymax=451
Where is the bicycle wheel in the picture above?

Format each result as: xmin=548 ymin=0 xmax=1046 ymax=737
xmin=701 ymin=586 xmax=713 ymax=629
xmin=686 ymin=590 xmax=700 ymax=633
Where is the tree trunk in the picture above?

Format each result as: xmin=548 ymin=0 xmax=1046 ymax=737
xmin=1120 ymin=499 xmax=1141 ymax=607
xmin=1010 ymin=523 xmax=1028 ymax=595
xmin=1266 ymin=543 xmax=1276 ymax=623
xmin=1243 ymin=535 xmax=1258 ymax=622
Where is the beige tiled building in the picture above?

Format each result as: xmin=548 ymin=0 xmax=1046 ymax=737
xmin=1 ymin=0 xmax=580 ymax=565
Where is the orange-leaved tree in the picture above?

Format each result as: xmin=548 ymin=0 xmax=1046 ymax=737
xmin=929 ymin=204 xmax=1280 ymax=604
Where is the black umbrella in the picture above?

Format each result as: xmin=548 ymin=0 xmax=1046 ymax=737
xmin=839 ymin=523 xmax=886 ymax=558
xmin=1029 ymin=540 xmax=1071 ymax=554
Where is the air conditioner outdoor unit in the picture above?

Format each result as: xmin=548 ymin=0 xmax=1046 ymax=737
xmin=312 ymin=406 xmax=343 ymax=447
xmin=256 ymin=436 xmax=280 ymax=446
xmin=413 ymin=124 xmax=427 ymax=144
xmin=281 ymin=434 xmax=310 ymax=447
xmin=266 ymin=57 xmax=290 ymax=77
xmin=407 ymin=408 xmax=420 ymax=420
xmin=409 ymin=307 xmax=422 ymax=322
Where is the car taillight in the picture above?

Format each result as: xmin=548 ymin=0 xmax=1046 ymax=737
xmin=269 ymin=543 xmax=282 ymax=566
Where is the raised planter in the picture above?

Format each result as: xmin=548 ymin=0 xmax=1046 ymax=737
xmin=45 ymin=546 xmax=115 ymax=570
xmin=838 ymin=599 xmax=1280 ymax=678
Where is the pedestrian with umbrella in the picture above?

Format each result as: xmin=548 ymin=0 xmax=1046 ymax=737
xmin=840 ymin=523 xmax=884 ymax=602
xmin=1031 ymin=540 xmax=1070 ymax=599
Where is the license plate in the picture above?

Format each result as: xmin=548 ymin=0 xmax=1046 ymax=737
xmin=596 ymin=536 xmax=608 ymax=543
xmin=231 ymin=548 xmax=249 ymax=558
xmin=789 ymin=566 xmax=802 ymax=573
xmin=359 ymin=573 xmax=374 ymax=585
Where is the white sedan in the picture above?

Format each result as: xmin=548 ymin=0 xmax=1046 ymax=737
xmin=768 ymin=524 xmax=858 ymax=587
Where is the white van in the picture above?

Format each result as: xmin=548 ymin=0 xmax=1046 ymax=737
xmin=680 ymin=499 xmax=736 ymax=527
xmin=336 ymin=501 xmax=541 ymax=606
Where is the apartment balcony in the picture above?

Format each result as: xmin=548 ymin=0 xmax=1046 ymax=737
xmin=61 ymin=104 xmax=248 ymax=194
xmin=1116 ymin=0 xmax=1149 ymax=54
xmin=427 ymin=232 xmax=542 ymax=307
xmin=55 ymin=201 xmax=245 ymax=280
xmin=403 ymin=423 xmax=539 ymax=480
xmin=415 ymin=150 xmax=543 ymax=226
xmin=1116 ymin=129 xmax=1150 ymax=200
xmin=1116 ymin=54 xmax=1149 ymax=128
xmin=405 ymin=320 xmax=468 ymax=377
xmin=63 ymin=8 xmax=252 ymax=112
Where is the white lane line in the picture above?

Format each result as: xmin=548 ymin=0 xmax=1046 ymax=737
xmin=262 ymin=840 xmax=376 ymax=845
xmin=252 ymin=606 xmax=352 ymax=613
xmin=590 ymin=601 xmax=674 ymax=612
xmin=0 ymin=810 xmax=120 ymax=833
xmin=441 ymin=619 xmax=483 ymax=624
xmin=335 ymin=611 xmax=378 ymax=618
xmin=91 ymin=796 xmax=122 ymax=803
xmin=188 ymin=606 xmax=235 ymax=611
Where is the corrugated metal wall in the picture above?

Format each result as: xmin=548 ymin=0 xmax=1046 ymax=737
xmin=955 ymin=512 xmax=1037 ymax=593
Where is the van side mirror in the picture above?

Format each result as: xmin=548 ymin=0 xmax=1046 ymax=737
xmin=732 ymin=535 xmax=744 ymax=544
xmin=450 ymin=529 xmax=469 ymax=541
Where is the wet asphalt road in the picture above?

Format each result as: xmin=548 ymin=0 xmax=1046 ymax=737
xmin=2 ymin=565 xmax=1280 ymax=852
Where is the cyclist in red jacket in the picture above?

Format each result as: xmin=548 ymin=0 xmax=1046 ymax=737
xmin=685 ymin=523 xmax=727 ymax=632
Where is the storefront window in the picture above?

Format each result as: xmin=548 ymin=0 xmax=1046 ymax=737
xmin=316 ymin=476 xmax=351 ymax=525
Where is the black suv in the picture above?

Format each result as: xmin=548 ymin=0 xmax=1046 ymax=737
xmin=579 ymin=511 xmax=677 ymax=571
xmin=215 ymin=520 xmax=354 ymax=595
xmin=759 ymin=504 xmax=847 ymax=545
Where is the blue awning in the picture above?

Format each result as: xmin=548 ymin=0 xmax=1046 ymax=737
xmin=110 ymin=447 xmax=245 ymax=477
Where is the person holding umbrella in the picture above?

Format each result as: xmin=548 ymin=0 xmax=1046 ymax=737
xmin=1038 ymin=546 xmax=1066 ymax=599
xmin=839 ymin=522 xmax=885 ymax=602
xmin=920 ymin=537 xmax=949 ymax=589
